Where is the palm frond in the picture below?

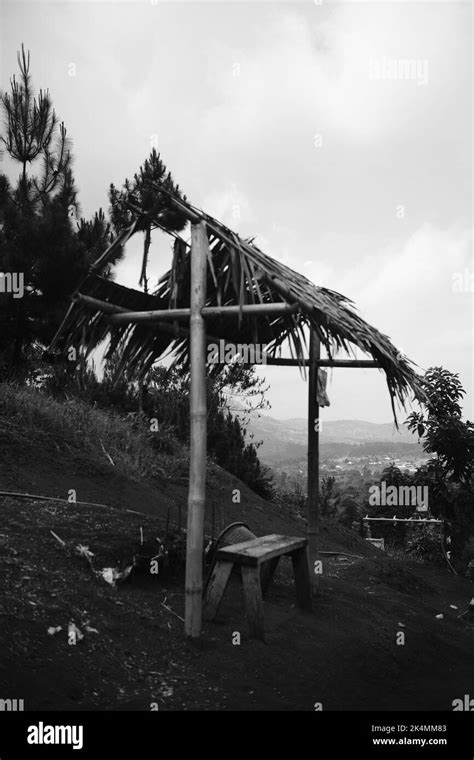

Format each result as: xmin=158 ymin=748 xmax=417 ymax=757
xmin=50 ymin=189 xmax=426 ymax=422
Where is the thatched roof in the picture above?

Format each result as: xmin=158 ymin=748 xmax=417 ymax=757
xmin=51 ymin=184 xmax=425 ymax=420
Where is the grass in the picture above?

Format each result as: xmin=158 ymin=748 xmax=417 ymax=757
xmin=0 ymin=381 xmax=190 ymax=484
xmin=385 ymin=541 xmax=424 ymax=563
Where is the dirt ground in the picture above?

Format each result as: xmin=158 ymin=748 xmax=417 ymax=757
xmin=1 ymin=410 xmax=473 ymax=711
xmin=1 ymin=491 xmax=473 ymax=712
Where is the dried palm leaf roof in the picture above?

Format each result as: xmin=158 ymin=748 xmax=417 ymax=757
xmin=51 ymin=184 xmax=425 ymax=421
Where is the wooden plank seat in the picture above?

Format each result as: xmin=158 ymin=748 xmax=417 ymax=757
xmin=203 ymin=534 xmax=311 ymax=641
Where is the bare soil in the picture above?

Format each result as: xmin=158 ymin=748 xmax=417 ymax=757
xmin=1 ymin=422 xmax=473 ymax=711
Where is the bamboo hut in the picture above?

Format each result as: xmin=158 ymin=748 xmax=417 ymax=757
xmin=50 ymin=182 xmax=425 ymax=637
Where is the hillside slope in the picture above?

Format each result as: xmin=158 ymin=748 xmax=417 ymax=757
xmin=1 ymin=385 xmax=473 ymax=711
xmin=0 ymin=385 xmax=377 ymax=551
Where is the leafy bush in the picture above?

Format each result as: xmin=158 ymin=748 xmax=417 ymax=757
xmin=405 ymin=525 xmax=443 ymax=564
xmin=460 ymin=537 xmax=474 ymax=572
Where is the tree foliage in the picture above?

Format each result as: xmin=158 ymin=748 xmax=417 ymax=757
xmin=109 ymin=148 xmax=188 ymax=292
xmin=407 ymin=367 xmax=474 ymax=487
xmin=0 ymin=44 xmax=111 ymax=378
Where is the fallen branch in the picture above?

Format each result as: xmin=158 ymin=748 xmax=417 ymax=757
xmin=50 ymin=530 xmax=66 ymax=548
xmin=458 ymin=599 xmax=474 ymax=619
xmin=75 ymin=544 xmax=95 ymax=571
xmin=0 ymin=491 xmax=107 ymax=509
xmin=100 ymin=440 xmax=115 ymax=466
xmin=161 ymin=601 xmax=184 ymax=623
xmin=319 ymin=551 xmax=364 ymax=560
xmin=0 ymin=489 xmax=151 ymax=519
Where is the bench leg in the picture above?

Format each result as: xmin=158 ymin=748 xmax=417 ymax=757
xmin=291 ymin=547 xmax=312 ymax=611
xmin=203 ymin=560 xmax=233 ymax=621
xmin=241 ymin=566 xmax=266 ymax=641
xmin=260 ymin=556 xmax=280 ymax=597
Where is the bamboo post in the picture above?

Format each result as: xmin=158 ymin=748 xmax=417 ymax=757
xmin=185 ymin=221 xmax=208 ymax=637
xmin=307 ymin=331 xmax=321 ymax=597
xmin=105 ymin=301 xmax=297 ymax=323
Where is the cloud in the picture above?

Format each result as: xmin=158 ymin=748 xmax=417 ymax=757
xmin=194 ymin=1 xmax=468 ymax=169
xmin=2 ymin=0 xmax=470 ymax=420
xmin=353 ymin=222 xmax=471 ymax=319
xmin=200 ymin=184 xmax=255 ymax=229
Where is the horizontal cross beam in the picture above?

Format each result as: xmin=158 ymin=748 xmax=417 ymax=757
xmin=105 ymin=301 xmax=298 ymax=323
xmin=265 ymin=358 xmax=381 ymax=368
xmin=363 ymin=517 xmax=443 ymax=524
xmin=71 ymin=294 xmax=381 ymax=369
xmin=71 ymin=293 xmax=221 ymax=342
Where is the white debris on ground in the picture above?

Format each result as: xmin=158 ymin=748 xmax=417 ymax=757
xmin=47 ymin=626 xmax=62 ymax=635
xmin=99 ymin=565 xmax=134 ymax=586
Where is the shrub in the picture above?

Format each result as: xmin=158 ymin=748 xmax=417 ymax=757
xmin=405 ymin=525 xmax=443 ymax=564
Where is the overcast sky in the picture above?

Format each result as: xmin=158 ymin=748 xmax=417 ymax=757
xmin=1 ymin=0 xmax=472 ymax=423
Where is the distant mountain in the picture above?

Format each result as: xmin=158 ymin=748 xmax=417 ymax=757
xmin=244 ymin=415 xmax=422 ymax=465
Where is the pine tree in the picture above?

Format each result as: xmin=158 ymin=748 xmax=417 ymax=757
xmin=109 ymin=148 xmax=188 ymax=292
xmin=0 ymin=45 xmax=109 ymax=377
xmin=1 ymin=46 xmax=69 ymax=203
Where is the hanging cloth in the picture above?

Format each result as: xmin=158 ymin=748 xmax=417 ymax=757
xmin=317 ymin=369 xmax=330 ymax=407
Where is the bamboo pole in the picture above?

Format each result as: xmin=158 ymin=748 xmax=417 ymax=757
xmin=363 ymin=517 xmax=443 ymax=524
xmin=71 ymin=292 xmax=219 ymax=342
xmin=185 ymin=221 xmax=208 ymax=638
xmin=106 ymin=301 xmax=297 ymax=324
xmin=265 ymin=358 xmax=381 ymax=368
xmin=108 ymin=307 xmax=191 ymax=321
xmin=307 ymin=331 xmax=321 ymax=597
xmin=71 ymin=292 xmax=129 ymax=314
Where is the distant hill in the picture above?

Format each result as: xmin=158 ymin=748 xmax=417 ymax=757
xmin=244 ymin=415 xmax=423 ymax=465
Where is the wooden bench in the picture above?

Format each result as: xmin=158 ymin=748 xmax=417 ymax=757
xmin=203 ymin=534 xmax=311 ymax=641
